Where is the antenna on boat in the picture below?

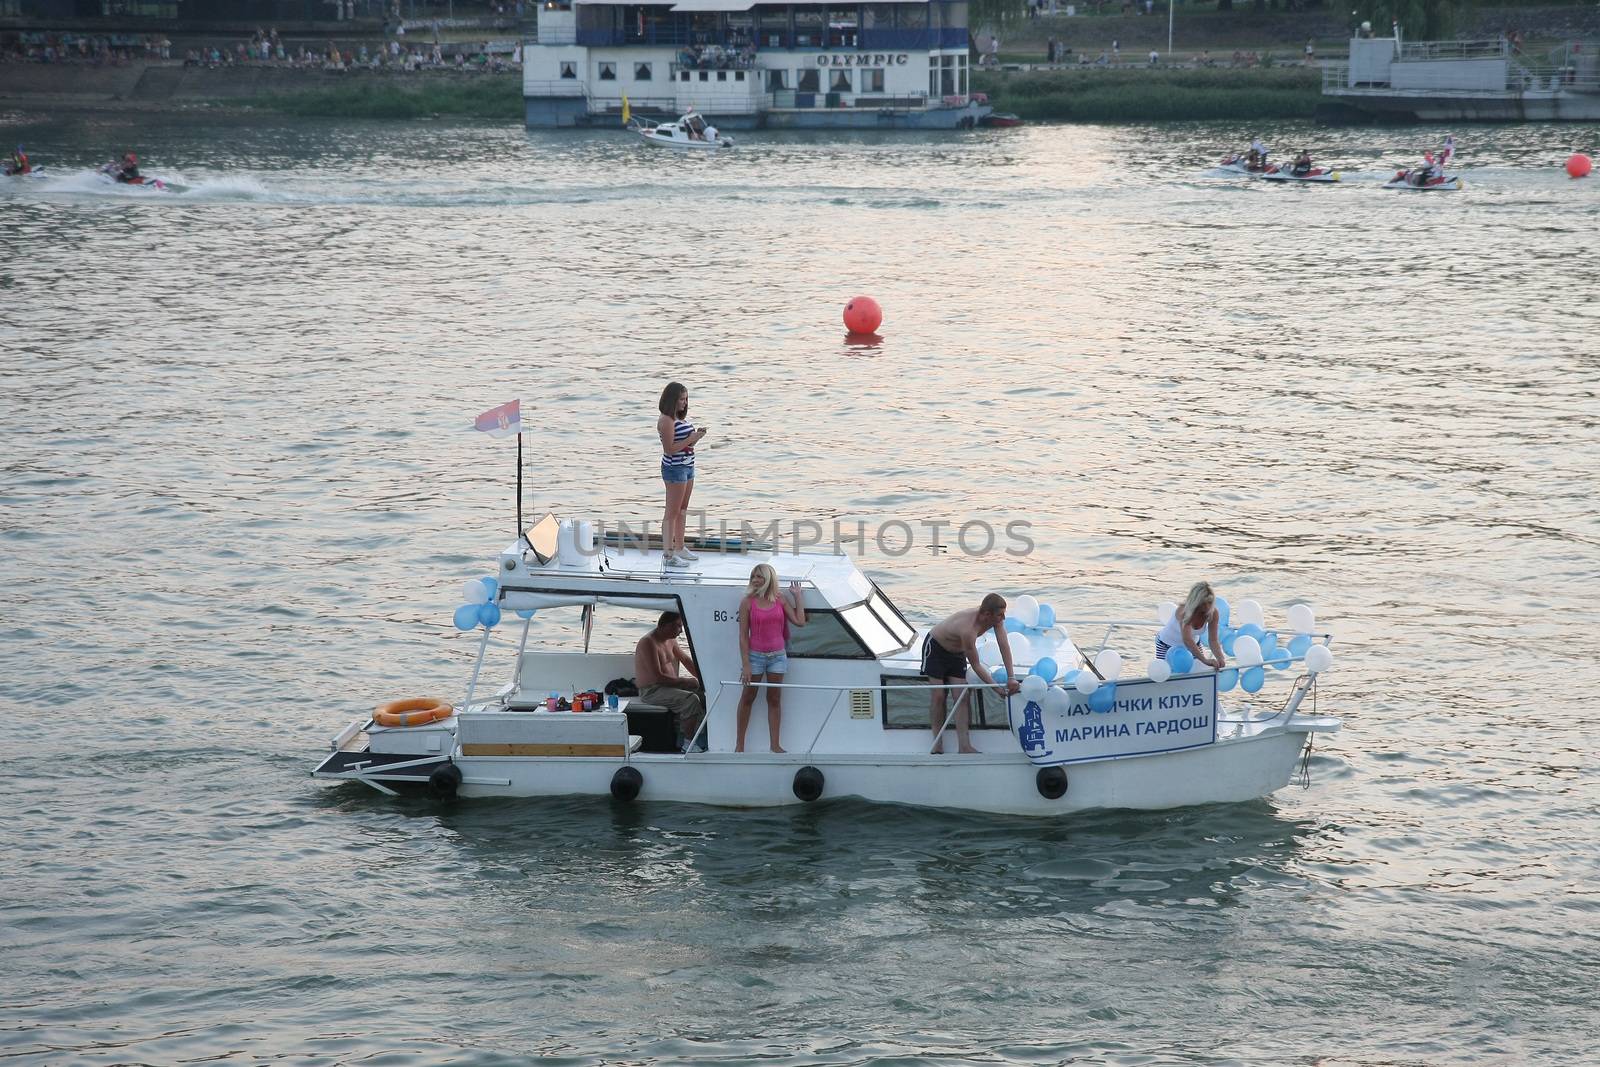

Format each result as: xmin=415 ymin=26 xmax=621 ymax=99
xmin=516 ymin=428 xmax=525 ymax=548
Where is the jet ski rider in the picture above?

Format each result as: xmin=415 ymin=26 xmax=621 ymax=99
xmin=114 ymin=151 xmax=141 ymax=182
xmin=1247 ymin=137 xmax=1268 ymax=169
xmin=5 ymin=145 xmax=30 ymax=176
xmin=1291 ymin=150 xmax=1313 ymax=176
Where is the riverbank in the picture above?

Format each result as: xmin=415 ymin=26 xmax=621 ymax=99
xmin=973 ymin=66 xmax=1321 ymax=122
xmin=250 ymin=74 xmax=520 ymax=119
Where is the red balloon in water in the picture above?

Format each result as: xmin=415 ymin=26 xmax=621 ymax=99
xmin=843 ymin=296 xmax=883 ymax=334
xmin=1567 ymin=152 xmax=1593 ymax=178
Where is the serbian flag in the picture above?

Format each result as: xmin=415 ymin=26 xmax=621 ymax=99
xmin=472 ymin=399 xmax=521 ymax=438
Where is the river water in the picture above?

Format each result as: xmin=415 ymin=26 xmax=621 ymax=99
xmin=2 ymin=112 xmax=1597 ymax=1065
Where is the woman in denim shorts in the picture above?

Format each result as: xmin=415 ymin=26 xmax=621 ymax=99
xmin=735 ymin=563 xmax=808 ymax=753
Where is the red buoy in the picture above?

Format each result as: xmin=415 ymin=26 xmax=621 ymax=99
xmin=1567 ymin=152 xmax=1593 ymax=178
xmin=843 ymin=296 xmax=883 ymax=334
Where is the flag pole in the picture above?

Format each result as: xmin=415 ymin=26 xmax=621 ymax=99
xmin=516 ymin=430 xmax=524 ymax=545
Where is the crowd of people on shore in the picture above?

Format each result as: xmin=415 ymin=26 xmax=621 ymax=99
xmin=1 ymin=24 xmax=520 ymax=73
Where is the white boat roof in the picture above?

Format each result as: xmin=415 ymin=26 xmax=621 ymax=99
xmin=499 ymin=539 xmax=878 ymax=609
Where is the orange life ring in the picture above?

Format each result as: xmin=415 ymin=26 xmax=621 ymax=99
xmin=373 ymin=696 xmax=454 ymax=728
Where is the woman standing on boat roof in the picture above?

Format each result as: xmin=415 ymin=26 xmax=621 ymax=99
xmin=1156 ymin=582 xmax=1226 ymax=669
xmin=735 ymin=563 xmax=807 ymax=753
xmin=657 ymin=382 xmax=706 ymax=568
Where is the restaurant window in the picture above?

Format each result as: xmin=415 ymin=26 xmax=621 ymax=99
xmin=793 ymin=6 xmax=824 ymax=46
xmin=797 ymin=66 xmax=820 ymax=91
xmin=759 ymin=6 xmax=788 ymax=46
xmin=680 ymin=69 xmax=691 ymax=81
xmin=735 ymin=70 xmax=746 ymax=80
xmin=830 ymin=67 xmax=851 ymax=91
xmin=717 ymin=69 xmax=727 ymax=80
xmin=560 ymin=60 xmax=577 ymax=78
xmin=635 ymin=61 xmax=652 ymax=79
xmin=828 ymin=6 xmax=857 ymax=46
xmin=726 ymin=11 xmax=754 ymax=44
xmin=897 ymin=4 xmax=927 ymax=28
xmin=863 ymin=3 xmax=892 ymax=28
xmin=944 ymin=0 xmax=967 ymax=28
xmin=860 ymin=66 xmax=884 ymax=92
xmin=767 ymin=67 xmax=788 ymax=90
xmin=599 ymin=60 xmax=616 ymax=79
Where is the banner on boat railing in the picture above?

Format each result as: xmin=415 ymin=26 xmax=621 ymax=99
xmin=1011 ymin=674 xmax=1218 ymax=766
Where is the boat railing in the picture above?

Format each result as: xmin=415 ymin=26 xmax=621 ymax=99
xmin=1398 ymin=38 xmax=1507 ymax=60
xmin=693 ymin=678 xmax=1007 ymax=756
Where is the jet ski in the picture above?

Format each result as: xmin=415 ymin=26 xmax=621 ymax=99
xmin=1217 ymin=153 xmax=1279 ymax=177
xmin=4 ymin=166 xmax=46 ymax=179
xmin=97 ymin=163 xmax=169 ymax=191
xmin=1261 ymin=166 xmax=1340 ymax=183
xmin=1384 ymin=168 xmax=1462 ymax=191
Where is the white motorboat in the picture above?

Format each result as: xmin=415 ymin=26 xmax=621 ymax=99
xmin=312 ymin=520 xmax=1341 ymax=816
xmin=635 ymin=111 xmax=733 ymax=150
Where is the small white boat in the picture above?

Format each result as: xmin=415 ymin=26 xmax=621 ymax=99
xmin=635 ymin=111 xmax=733 ymax=150
xmin=312 ymin=518 xmax=1342 ymax=816
xmin=1261 ymin=166 xmax=1341 ymax=184
xmin=1384 ymin=169 xmax=1462 ymax=191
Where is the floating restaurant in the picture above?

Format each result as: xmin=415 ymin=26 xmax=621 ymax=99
xmin=522 ymin=0 xmax=990 ymax=128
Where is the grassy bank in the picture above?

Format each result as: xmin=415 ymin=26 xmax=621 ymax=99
xmin=973 ymin=66 xmax=1321 ymax=122
xmin=248 ymin=74 xmax=522 ymax=120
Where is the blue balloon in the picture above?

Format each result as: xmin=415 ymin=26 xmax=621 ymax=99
xmin=1214 ymin=597 xmax=1230 ymax=627
xmin=1061 ymin=669 xmax=1079 ymax=686
xmin=1036 ymin=603 xmax=1056 ymax=629
xmin=452 ymin=604 xmax=479 ymax=631
xmin=1221 ymin=632 xmax=1238 ymax=656
xmin=477 ymin=602 xmax=502 ymax=629
xmin=1088 ymin=682 xmax=1117 ymax=713
xmin=1267 ymin=650 xmax=1292 ymax=671
xmin=1241 ymin=666 xmax=1265 ymax=693
xmin=480 ymin=576 xmax=499 ymax=599
xmin=991 ymin=666 xmax=1008 ymax=684
xmin=1166 ymin=646 xmax=1195 ymax=674
xmin=1261 ymin=630 xmax=1279 ymax=653
xmin=1031 ymin=657 xmax=1058 ymax=681
xmin=515 ymin=608 xmax=537 ymax=620
xmin=1238 ymin=623 xmax=1265 ymax=642
xmin=1218 ymin=667 xmax=1238 ymax=692
xmin=1288 ymin=633 xmax=1312 ymax=658
xmin=1003 ymin=616 xmax=1024 ymax=633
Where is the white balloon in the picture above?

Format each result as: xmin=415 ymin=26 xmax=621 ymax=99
xmin=1020 ymin=674 xmax=1047 ymax=699
xmin=1234 ymin=635 xmax=1263 ymax=667
xmin=1157 ymin=600 xmax=1178 ymax=625
xmin=980 ymin=643 xmax=1003 ymax=667
xmin=1042 ymin=685 xmax=1071 ymax=715
xmin=1093 ymin=648 xmax=1123 ymax=681
xmin=1287 ymin=603 xmax=1316 ymax=635
xmin=1305 ymin=644 xmax=1334 ymax=673
xmin=1237 ymin=599 xmax=1266 ymax=629
xmin=1007 ymin=632 xmax=1032 ymax=664
xmin=462 ymin=579 xmax=490 ymax=605
xmin=1147 ymin=658 xmax=1171 ymax=683
xmin=1074 ymin=670 xmax=1100 ymax=695
xmin=1012 ymin=594 xmax=1040 ymax=629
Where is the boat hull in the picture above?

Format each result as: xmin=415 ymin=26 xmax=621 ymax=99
xmin=317 ymin=719 xmax=1329 ymax=816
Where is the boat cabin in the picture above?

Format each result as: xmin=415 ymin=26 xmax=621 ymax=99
xmin=482 ymin=524 xmax=1012 ymax=754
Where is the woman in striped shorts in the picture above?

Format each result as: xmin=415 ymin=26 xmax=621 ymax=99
xmin=657 ymin=381 xmax=706 ymax=568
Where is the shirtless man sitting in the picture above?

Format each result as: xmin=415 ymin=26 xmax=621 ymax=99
xmin=922 ymin=593 xmax=1020 ymax=755
xmin=634 ymin=611 xmax=706 ymax=750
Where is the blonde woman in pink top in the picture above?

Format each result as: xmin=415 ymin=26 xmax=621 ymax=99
xmin=736 ymin=563 xmax=807 ymax=753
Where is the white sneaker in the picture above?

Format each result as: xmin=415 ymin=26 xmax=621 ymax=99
xmin=664 ymin=552 xmax=688 ymax=567
xmin=677 ymin=546 xmax=700 ymax=561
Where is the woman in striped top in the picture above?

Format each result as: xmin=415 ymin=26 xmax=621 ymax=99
xmin=657 ymin=381 xmax=707 ymax=567
xmin=1155 ymin=581 xmax=1227 ymax=669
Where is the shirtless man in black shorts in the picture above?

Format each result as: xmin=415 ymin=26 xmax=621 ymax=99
xmin=922 ymin=593 xmax=1020 ymax=754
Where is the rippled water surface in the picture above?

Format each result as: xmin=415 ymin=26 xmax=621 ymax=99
xmin=2 ymin=112 xmax=1598 ymax=1065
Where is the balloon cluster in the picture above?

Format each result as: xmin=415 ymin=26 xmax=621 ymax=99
xmin=451 ymin=577 xmax=535 ymax=632
xmin=974 ymin=593 xmax=1127 ymax=715
xmin=1146 ymin=596 xmax=1334 ymax=693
